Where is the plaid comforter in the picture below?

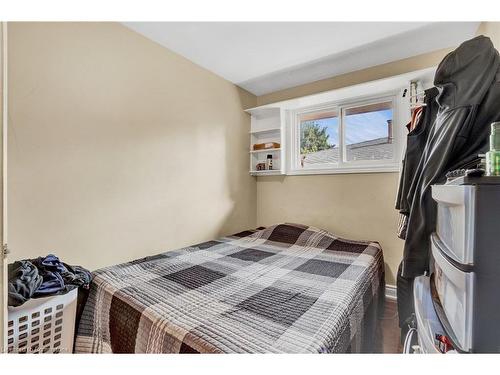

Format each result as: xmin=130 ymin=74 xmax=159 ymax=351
xmin=75 ymin=223 xmax=384 ymax=353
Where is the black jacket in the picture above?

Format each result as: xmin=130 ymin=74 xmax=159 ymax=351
xmin=402 ymin=35 xmax=500 ymax=277
xmin=396 ymin=87 xmax=439 ymax=217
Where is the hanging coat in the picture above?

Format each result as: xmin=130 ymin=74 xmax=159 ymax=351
xmin=395 ymin=87 xmax=440 ymax=239
xmin=402 ymin=35 xmax=500 ymax=278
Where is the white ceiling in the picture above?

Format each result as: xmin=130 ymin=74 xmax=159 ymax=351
xmin=123 ymin=22 xmax=481 ymax=96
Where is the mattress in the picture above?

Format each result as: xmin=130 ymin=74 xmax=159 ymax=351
xmin=74 ymin=223 xmax=384 ymax=353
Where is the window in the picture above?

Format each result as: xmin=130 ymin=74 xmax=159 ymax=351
xmin=289 ymin=96 xmax=399 ymax=174
xmin=299 ymin=109 xmax=339 ymax=168
xmin=344 ymin=101 xmax=394 ymax=162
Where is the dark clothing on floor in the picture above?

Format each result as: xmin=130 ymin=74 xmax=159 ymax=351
xmin=8 ymin=261 xmax=43 ymax=307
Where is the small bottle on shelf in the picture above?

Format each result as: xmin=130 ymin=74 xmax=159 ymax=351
xmin=266 ymin=154 xmax=273 ymax=170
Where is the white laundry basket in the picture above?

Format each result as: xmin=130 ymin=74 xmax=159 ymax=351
xmin=7 ymin=288 xmax=78 ymax=354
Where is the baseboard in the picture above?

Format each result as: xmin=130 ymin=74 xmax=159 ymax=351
xmin=385 ymin=284 xmax=397 ymax=300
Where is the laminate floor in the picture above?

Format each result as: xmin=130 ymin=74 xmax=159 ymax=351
xmin=377 ymin=299 xmax=403 ymax=353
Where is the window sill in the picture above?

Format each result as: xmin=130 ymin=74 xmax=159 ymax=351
xmin=287 ymin=164 xmax=400 ymax=176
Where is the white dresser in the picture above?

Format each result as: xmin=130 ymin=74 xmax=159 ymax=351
xmin=409 ymin=176 xmax=500 ymax=353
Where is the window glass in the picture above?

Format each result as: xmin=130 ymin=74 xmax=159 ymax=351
xmin=344 ymin=101 xmax=394 ymax=162
xmin=298 ymin=109 xmax=338 ymax=168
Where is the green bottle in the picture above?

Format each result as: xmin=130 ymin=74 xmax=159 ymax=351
xmin=486 ymin=122 xmax=500 ymax=176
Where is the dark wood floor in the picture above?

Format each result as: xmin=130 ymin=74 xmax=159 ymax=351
xmin=378 ymin=299 xmax=403 ymax=353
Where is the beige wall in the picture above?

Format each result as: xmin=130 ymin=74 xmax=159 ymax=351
xmin=256 ymin=48 xmax=452 ymax=106
xmin=8 ymin=22 xmax=257 ymax=270
xmin=255 ymin=42 xmax=459 ymax=285
xmin=257 ymin=22 xmax=500 ymax=107
xmin=478 ymin=22 xmax=500 ymax=47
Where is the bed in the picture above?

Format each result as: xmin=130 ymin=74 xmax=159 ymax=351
xmin=74 ymin=223 xmax=385 ymax=353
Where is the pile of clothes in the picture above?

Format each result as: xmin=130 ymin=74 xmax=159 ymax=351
xmin=8 ymin=254 xmax=92 ymax=307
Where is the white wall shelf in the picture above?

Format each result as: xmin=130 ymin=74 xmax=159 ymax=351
xmin=249 ymin=170 xmax=282 ymax=176
xmin=249 ymin=148 xmax=281 ymax=154
xmin=249 ymin=128 xmax=280 ymax=134
xmin=246 ymin=106 xmax=285 ymax=176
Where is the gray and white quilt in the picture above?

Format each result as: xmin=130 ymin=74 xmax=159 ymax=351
xmin=75 ymin=223 xmax=384 ymax=353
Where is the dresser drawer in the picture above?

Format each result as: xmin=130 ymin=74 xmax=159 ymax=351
xmin=413 ymin=276 xmax=445 ymax=354
xmin=432 ymin=184 xmax=476 ymax=265
xmin=431 ymin=233 xmax=474 ymax=352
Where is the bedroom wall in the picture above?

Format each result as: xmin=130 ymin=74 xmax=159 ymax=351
xmin=257 ymin=175 xmax=403 ymax=285
xmin=255 ymin=45 xmax=456 ymax=286
xmin=256 ymin=22 xmax=499 ymax=107
xmin=478 ymin=22 xmax=500 ymax=47
xmin=256 ymin=48 xmax=453 ymax=107
xmin=7 ymin=22 xmax=257 ymax=270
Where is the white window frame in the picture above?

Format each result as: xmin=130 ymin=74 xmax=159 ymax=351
xmin=287 ymin=91 xmax=403 ymax=175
